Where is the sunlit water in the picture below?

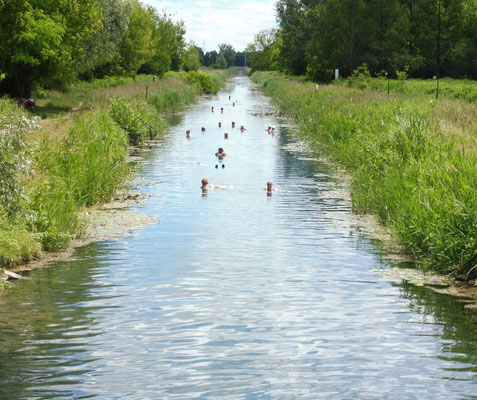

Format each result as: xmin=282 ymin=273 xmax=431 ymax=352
xmin=1 ymin=77 xmax=477 ymax=399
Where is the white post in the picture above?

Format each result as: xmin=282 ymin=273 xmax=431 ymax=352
xmin=335 ymin=69 xmax=339 ymax=79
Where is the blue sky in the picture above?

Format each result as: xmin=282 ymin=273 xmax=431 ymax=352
xmin=144 ymin=0 xmax=277 ymax=52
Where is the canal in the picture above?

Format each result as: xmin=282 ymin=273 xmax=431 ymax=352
xmin=1 ymin=76 xmax=477 ymax=399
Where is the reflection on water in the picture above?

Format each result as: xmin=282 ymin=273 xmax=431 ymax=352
xmin=1 ymin=77 xmax=477 ymax=399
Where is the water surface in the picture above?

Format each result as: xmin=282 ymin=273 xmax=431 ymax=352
xmin=1 ymin=76 xmax=477 ymax=399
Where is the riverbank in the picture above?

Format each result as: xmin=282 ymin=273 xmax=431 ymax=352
xmin=251 ymin=72 xmax=477 ymax=298
xmin=1 ymin=69 xmax=233 ymax=282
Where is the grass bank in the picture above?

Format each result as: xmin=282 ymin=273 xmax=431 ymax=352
xmin=338 ymin=75 xmax=477 ymax=102
xmin=1 ymin=69 xmax=232 ymax=271
xmin=252 ymin=71 xmax=477 ymax=277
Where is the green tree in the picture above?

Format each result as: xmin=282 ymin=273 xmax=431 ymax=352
xmin=0 ymin=0 xmax=102 ymax=96
xmin=78 ymin=0 xmax=130 ymax=79
xmin=215 ymin=52 xmax=227 ymax=69
xmin=203 ymin=50 xmax=218 ymax=66
xmin=276 ymin=0 xmax=310 ymax=74
xmin=141 ymin=11 xmax=185 ymax=75
xmin=118 ymin=1 xmax=155 ymax=76
xmin=246 ymin=29 xmax=280 ymax=71
xmin=182 ymin=44 xmax=200 ymax=72
xmin=218 ymin=44 xmax=236 ymax=68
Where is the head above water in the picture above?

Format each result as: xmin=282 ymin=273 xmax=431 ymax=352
xmin=218 ymin=148 xmax=224 ymax=154
xmin=201 ymin=177 xmax=209 ymax=186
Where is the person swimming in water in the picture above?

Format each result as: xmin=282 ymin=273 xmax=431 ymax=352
xmin=215 ymin=147 xmax=227 ymax=158
xmin=264 ymin=181 xmax=278 ymax=195
xmin=201 ymin=177 xmax=227 ymax=191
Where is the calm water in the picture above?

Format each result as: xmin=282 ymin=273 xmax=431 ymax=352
xmin=1 ymin=77 xmax=477 ymax=399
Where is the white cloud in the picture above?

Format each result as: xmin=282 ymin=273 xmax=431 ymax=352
xmin=145 ymin=0 xmax=277 ymax=51
xmin=194 ymin=1 xmax=212 ymax=7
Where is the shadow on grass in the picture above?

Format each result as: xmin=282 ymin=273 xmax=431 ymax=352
xmin=34 ymin=103 xmax=74 ymax=119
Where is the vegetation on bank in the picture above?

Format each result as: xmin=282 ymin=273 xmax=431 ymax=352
xmin=0 ymin=69 xmax=231 ymax=270
xmin=252 ymin=71 xmax=477 ymax=276
xmin=339 ymin=66 xmax=477 ymax=102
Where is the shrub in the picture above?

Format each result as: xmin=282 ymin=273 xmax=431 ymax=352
xmin=109 ymin=97 xmax=168 ymax=144
xmin=0 ymin=98 xmax=39 ymax=217
xmin=109 ymin=97 xmax=148 ymax=145
xmin=185 ymin=71 xmax=220 ymax=94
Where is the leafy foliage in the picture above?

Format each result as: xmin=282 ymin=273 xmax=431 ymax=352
xmin=0 ymin=98 xmax=39 ymax=217
xmin=261 ymin=0 xmax=477 ymax=80
xmin=0 ymin=0 xmax=187 ymax=96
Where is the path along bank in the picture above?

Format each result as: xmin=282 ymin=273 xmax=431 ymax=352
xmin=1 ymin=69 xmax=233 ymax=283
xmin=252 ymin=72 xmax=477 ymax=296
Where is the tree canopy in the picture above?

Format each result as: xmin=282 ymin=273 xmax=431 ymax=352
xmin=0 ymin=0 xmax=188 ymax=96
xmin=248 ymin=0 xmax=477 ymax=80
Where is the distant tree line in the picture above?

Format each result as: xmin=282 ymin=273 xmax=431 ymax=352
xmin=199 ymin=44 xmax=247 ymax=69
xmin=246 ymin=0 xmax=477 ymax=81
xmin=0 ymin=0 xmax=200 ymax=97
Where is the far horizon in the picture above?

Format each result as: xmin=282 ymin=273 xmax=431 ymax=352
xmin=144 ymin=0 xmax=277 ymax=52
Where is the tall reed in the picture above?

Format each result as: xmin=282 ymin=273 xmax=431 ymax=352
xmin=252 ymin=71 xmax=477 ymax=275
xmin=28 ymin=111 xmax=129 ymax=250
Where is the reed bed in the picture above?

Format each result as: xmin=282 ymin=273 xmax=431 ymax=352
xmin=252 ymin=71 xmax=477 ymax=275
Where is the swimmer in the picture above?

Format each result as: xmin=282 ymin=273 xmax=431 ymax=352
xmin=201 ymin=177 xmax=227 ymax=191
xmin=240 ymin=125 xmax=246 ymax=131
xmin=264 ymin=181 xmax=278 ymax=195
xmin=215 ymin=147 xmax=227 ymax=158
xmin=201 ymin=177 xmax=210 ymax=191
xmin=267 ymin=125 xmax=276 ymax=132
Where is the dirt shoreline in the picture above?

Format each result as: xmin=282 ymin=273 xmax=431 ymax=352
xmin=2 ymin=192 xmax=157 ymax=278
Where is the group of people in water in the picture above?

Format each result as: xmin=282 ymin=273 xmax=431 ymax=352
xmin=196 ymin=95 xmax=277 ymax=196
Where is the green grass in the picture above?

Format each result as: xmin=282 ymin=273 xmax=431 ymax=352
xmin=252 ymin=71 xmax=477 ymax=275
xmin=27 ymin=111 xmax=130 ymax=251
xmin=337 ymin=76 xmax=477 ymax=102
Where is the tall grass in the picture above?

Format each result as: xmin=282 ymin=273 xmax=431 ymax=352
xmin=147 ymin=77 xmax=198 ymax=112
xmin=252 ymin=71 xmax=477 ymax=275
xmin=338 ymin=76 xmax=477 ymax=102
xmin=28 ymin=111 xmax=129 ymax=250
xmin=109 ymin=97 xmax=168 ymax=145
xmin=1 ymin=69 xmax=233 ymax=268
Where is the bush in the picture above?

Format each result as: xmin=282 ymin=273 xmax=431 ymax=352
xmin=185 ymin=71 xmax=220 ymax=94
xmin=0 ymin=98 xmax=39 ymax=217
xmin=109 ymin=97 xmax=168 ymax=144
xmin=347 ymin=63 xmax=371 ymax=89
